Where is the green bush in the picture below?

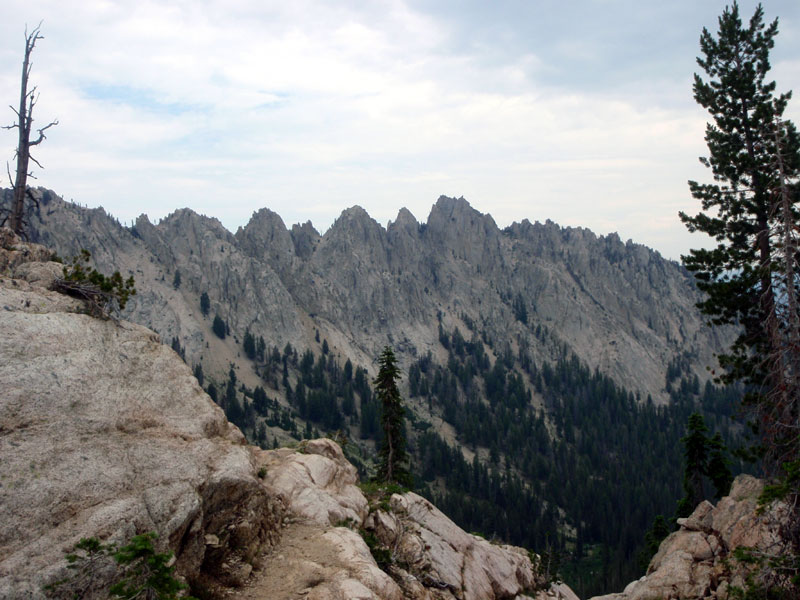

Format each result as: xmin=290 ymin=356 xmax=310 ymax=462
xmin=54 ymin=250 xmax=136 ymax=318
xmin=46 ymin=533 xmax=195 ymax=600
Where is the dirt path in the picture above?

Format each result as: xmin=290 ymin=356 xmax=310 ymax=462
xmin=229 ymin=520 xmax=346 ymax=600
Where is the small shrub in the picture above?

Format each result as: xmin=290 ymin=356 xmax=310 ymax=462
xmin=359 ymin=529 xmax=392 ymax=570
xmin=333 ymin=518 xmax=356 ymax=529
xmin=45 ymin=533 xmax=194 ymax=600
xmin=54 ymin=250 xmax=136 ymax=318
xmin=44 ymin=536 xmax=116 ymax=598
xmin=110 ymin=532 xmax=192 ymax=600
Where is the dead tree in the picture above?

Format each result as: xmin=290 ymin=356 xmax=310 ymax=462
xmin=3 ymin=23 xmax=57 ymax=237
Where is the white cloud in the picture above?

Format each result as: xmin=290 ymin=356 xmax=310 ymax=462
xmin=1 ymin=0 xmax=798 ymax=260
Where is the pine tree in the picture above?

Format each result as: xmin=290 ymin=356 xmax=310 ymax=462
xmin=212 ymin=314 xmax=226 ymax=339
xmin=200 ymin=291 xmax=210 ymax=317
xmin=679 ymin=2 xmax=800 ymax=470
xmin=374 ymin=346 xmax=411 ymax=486
xmin=243 ymin=330 xmax=256 ymax=360
xmin=676 ymin=413 xmax=733 ymax=519
xmin=707 ymin=433 xmax=733 ymax=499
xmin=680 ymin=3 xmax=800 ymax=590
xmin=676 ymin=413 xmax=710 ymax=518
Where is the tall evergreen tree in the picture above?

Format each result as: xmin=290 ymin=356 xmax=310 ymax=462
xmin=680 ymin=3 xmax=800 ymax=590
xmin=677 ymin=413 xmax=710 ymax=518
xmin=212 ymin=314 xmax=226 ymax=339
xmin=677 ymin=413 xmax=733 ymax=519
xmin=374 ymin=346 xmax=411 ymax=486
xmin=679 ymin=2 xmax=800 ymax=469
xmin=707 ymin=433 xmax=734 ymax=500
xmin=200 ymin=291 xmax=210 ymax=317
xmin=243 ymin=330 xmax=256 ymax=360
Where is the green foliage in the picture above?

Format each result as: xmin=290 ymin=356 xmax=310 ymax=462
xmin=243 ymin=330 xmax=256 ymax=360
xmin=45 ymin=533 xmax=193 ymax=600
xmin=411 ymin=325 xmax=749 ymax=598
xmin=681 ymin=3 xmax=800 ymax=594
xmin=708 ymin=433 xmax=735 ymax=499
xmin=533 ymin=535 xmax=563 ymax=586
xmin=193 ymin=363 xmax=204 ymax=387
xmin=358 ymin=480 xmax=409 ymax=510
xmin=44 ymin=536 xmax=116 ymax=598
xmin=729 ymin=546 xmax=800 ymax=599
xmin=110 ymin=532 xmax=191 ymax=600
xmin=199 ymin=291 xmax=210 ymax=317
xmin=677 ymin=413 xmax=733 ymax=518
xmin=760 ymin=459 xmax=800 ymax=508
xmin=374 ymin=346 xmax=412 ymax=487
xmin=57 ymin=249 xmax=136 ymax=317
xmin=679 ymin=2 xmax=798 ymax=389
xmin=512 ymin=292 xmax=528 ymax=324
xmin=212 ymin=315 xmax=226 ymax=339
xmin=359 ymin=529 xmax=392 ymax=570
xmin=638 ymin=515 xmax=672 ymax=570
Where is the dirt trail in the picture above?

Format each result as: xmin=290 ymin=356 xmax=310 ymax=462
xmin=229 ymin=520 xmax=346 ymax=600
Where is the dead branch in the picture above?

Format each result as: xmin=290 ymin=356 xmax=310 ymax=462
xmin=29 ymin=119 xmax=58 ymax=147
xmin=51 ymin=278 xmax=120 ymax=320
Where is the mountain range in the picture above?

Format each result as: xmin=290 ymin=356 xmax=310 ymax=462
xmin=11 ymin=187 xmax=727 ymax=402
xmin=3 ymin=187 xmax=740 ymax=596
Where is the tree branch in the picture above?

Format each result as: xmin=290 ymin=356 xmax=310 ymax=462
xmin=28 ymin=154 xmax=43 ymax=170
xmin=28 ymin=119 xmax=58 ymax=146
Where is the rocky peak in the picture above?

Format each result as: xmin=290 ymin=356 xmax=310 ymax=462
xmin=314 ymin=205 xmax=389 ymax=269
xmin=290 ymin=220 xmax=321 ymax=260
xmin=388 ymin=207 xmax=419 ymax=232
xmin=158 ymin=208 xmax=234 ymax=247
xmin=6 ymin=187 xmax=731 ymax=404
xmin=328 ymin=205 xmax=385 ymax=240
xmin=235 ymin=208 xmax=295 ymax=275
xmin=425 ymin=195 xmax=503 ymax=273
xmin=427 ymin=195 xmax=497 ymax=233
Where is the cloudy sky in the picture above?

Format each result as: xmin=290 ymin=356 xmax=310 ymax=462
xmin=2 ymin=0 xmax=799 ymax=259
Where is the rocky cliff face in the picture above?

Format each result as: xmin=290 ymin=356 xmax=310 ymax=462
xmin=0 ymin=229 xmax=576 ymax=600
xmin=8 ymin=188 xmax=729 ymax=404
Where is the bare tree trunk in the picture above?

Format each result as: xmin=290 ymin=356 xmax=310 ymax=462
xmin=4 ymin=23 xmax=57 ymax=236
xmin=765 ymin=117 xmax=800 ymax=474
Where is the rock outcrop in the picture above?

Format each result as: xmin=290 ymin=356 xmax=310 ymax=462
xmin=590 ymin=475 xmax=785 ymax=600
xmin=0 ymin=230 xmax=286 ymax=598
xmin=258 ymin=438 xmax=369 ymax=527
xmin=0 ymin=229 xmax=577 ymax=600
xmin=244 ymin=436 xmax=577 ymax=600
xmin=365 ymin=492 xmax=557 ymax=600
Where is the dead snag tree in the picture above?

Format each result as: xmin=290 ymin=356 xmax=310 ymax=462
xmin=3 ymin=23 xmax=57 ymax=237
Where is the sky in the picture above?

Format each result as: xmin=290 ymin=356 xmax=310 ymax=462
xmin=1 ymin=0 xmax=799 ymax=260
